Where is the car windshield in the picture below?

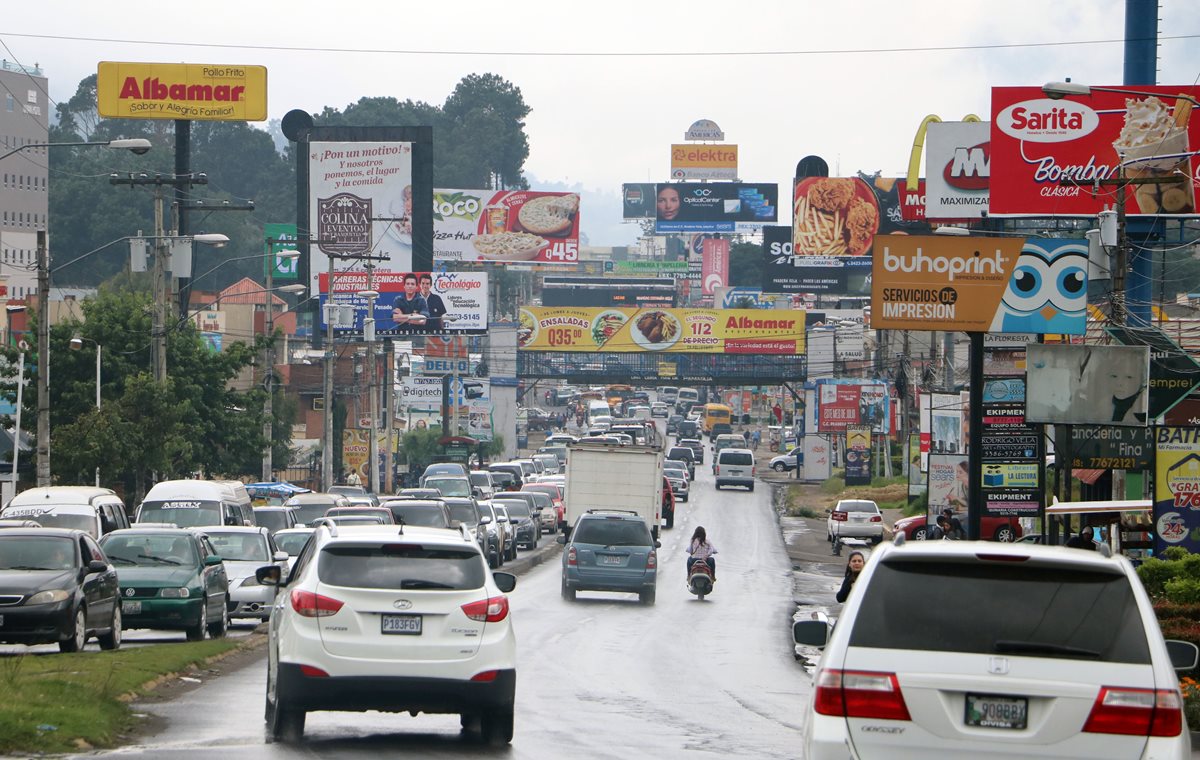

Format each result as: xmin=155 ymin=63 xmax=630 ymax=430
xmin=253 ymin=510 xmax=291 ymax=533
xmin=389 ymin=506 xmax=449 ymax=528
xmin=851 ymin=560 xmax=1151 ymax=664
xmin=101 ymin=534 xmax=196 ymax=567
xmin=496 ymin=501 xmax=531 ymax=519
xmin=0 ymin=535 xmax=76 ymax=570
xmin=285 ymin=501 xmax=336 ymax=526
xmin=138 ymin=500 xmax=223 ymax=528
xmin=274 ymin=532 xmax=312 ymax=556
xmin=0 ymin=507 xmax=93 ymax=532
xmin=573 ymin=518 xmax=651 ymax=547
xmin=469 ymin=473 xmax=491 ymax=488
xmin=426 ymin=478 xmax=471 ymax=498
xmin=207 ymin=532 xmax=270 ymax=562
xmin=319 ymin=544 xmax=484 ymax=590
xmin=328 ymin=507 xmax=392 ymax=521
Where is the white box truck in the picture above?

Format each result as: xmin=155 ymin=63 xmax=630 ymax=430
xmin=565 ymin=442 xmax=664 ymax=538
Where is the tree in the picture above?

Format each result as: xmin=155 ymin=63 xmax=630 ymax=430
xmin=729 ymin=241 xmax=764 ymax=288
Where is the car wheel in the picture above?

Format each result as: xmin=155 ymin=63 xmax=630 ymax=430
xmin=665 ymin=511 xmax=674 ymax=529
xmin=994 ymin=525 xmax=1017 ymax=543
xmin=488 ymin=549 xmax=499 ymax=569
xmin=98 ymin=604 xmax=122 ymax=651
xmin=481 ymin=708 xmax=513 ymax=747
xmin=185 ymin=612 xmax=207 ymax=642
xmin=59 ymin=607 xmax=87 ymax=653
xmin=749 ymin=484 xmax=755 ymax=492
xmin=912 ymin=526 xmax=928 ymax=541
xmin=639 ymin=588 xmax=656 ymax=605
xmin=681 ymin=495 xmax=688 ymax=503
xmin=208 ymin=598 xmax=230 ymax=639
xmin=561 ymin=579 xmax=575 ymax=601
xmin=871 ymin=536 xmax=882 ymax=545
xmin=772 ymin=462 xmax=786 ymax=472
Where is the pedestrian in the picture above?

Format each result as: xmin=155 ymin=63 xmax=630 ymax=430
xmin=1065 ymin=526 xmax=1098 ymax=550
xmin=345 ymin=469 xmax=362 ymax=487
xmin=926 ymin=516 xmax=946 ymax=541
xmin=941 ymin=509 xmax=965 ymax=539
xmin=835 ymin=550 xmax=865 ymax=603
xmin=751 ymin=429 xmax=761 ymax=449
xmin=773 ymin=403 xmax=783 ymax=425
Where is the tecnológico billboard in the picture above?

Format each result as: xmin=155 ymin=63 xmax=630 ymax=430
xmin=319 ymin=270 xmax=488 ymax=336
xmin=990 ymin=85 xmax=1200 ymax=216
xmin=654 ymin=183 xmax=777 ymax=233
xmin=870 ymin=236 xmax=1088 ymax=334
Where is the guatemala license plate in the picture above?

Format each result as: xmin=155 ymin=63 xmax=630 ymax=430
xmin=965 ymin=693 xmax=1028 ymax=729
xmin=122 ymin=601 xmax=142 ymax=615
xmin=381 ymin=614 xmax=422 ymax=635
xmin=600 ymin=555 xmax=623 ymax=565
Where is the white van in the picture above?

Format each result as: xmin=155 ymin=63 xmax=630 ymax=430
xmin=676 ymin=387 xmax=700 ymax=406
xmin=586 ymin=400 xmax=612 ymax=424
xmin=1 ymin=486 xmax=130 ymax=539
xmin=136 ymin=480 xmax=256 ymax=528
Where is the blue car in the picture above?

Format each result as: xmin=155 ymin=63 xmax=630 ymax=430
xmin=559 ymin=511 xmax=659 ymax=605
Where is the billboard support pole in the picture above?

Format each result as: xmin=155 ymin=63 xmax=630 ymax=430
xmin=967 ymin=331 xmax=984 ymax=540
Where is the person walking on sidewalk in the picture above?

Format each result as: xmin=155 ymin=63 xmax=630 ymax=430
xmin=836 ymin=550 xmax=866 ymax=603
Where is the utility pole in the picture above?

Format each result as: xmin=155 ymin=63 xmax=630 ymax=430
xmin=322 ymin=253 xmax=336 ymax=491
xmin=384 ymin=343 xmax=395 ymax=494
xmin=364 ymin=264 xmax=380 ymax=494
xmin=262 ymin=245 xmax=275 ymax=482
xmin=151 ymin=185 xmax=168 ymax=383
xmin=35 ymin=230 xmax=49 ymax=487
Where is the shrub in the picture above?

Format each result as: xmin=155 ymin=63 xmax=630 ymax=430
xmin=821 ymin=477 xmax=846 ymax=495
xmin=1138 ymin=557 xmax=1175 ymax=598
xmin=1166 ymin=577 xmax=1200 ymax=606
xmin=1164 ymin=546 xmax=1191 ymax=562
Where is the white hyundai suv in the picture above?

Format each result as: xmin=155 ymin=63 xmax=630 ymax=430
xmin=256 ymin=523 xmax=518 ymax=746
xmin=794 ymin=539 xmax=1198 ymax=759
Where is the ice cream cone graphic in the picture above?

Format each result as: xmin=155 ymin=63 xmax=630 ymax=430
xmin=1114 ymin=95 xmax=1195 ymax=214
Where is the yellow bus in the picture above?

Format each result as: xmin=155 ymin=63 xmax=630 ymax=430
xmin=702 ymin=403 xmax=733 ymax=437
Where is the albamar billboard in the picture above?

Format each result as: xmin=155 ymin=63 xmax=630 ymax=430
xmin=97 ymin=62 xmax=267 ymax=121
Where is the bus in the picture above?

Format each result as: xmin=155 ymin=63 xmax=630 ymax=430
xmin=701 ymin=403 xmax=733 ymax=438
xmin=605 ymin=384 xmax=635 ymax=409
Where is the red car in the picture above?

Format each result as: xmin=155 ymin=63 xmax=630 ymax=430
xmin=892 ymin=511 xmax=1022 ymax=543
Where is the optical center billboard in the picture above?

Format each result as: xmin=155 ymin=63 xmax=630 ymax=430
xmin=654 ymin=183 xmax=777 ymax=233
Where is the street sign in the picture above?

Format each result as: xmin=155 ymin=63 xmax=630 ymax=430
xmin=264 ymin=223 xmax=299 ymax=280
xmin=1107 ymin=325 xmax=1200 ymax=420
xmin=419 ymin=358 xmax=475 ymax=375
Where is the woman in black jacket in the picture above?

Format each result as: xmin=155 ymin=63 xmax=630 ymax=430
xmin=835 ymin=550 xmax=866 ymax=603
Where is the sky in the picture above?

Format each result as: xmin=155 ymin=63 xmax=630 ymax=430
xmin=3 ymin=0 xmax=1199 ymax=246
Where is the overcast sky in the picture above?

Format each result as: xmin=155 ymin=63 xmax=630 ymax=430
xmin=3 ymin=0 xmax=1198 ymax=246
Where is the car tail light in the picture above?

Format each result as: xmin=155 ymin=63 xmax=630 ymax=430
xmin=462 ymin=595 xmax=509 ymax=623
xmin=646 ymin=550 xmax=657 ymax=569
xmin=714 ymin=466 xmax=721 ymax=476
xmin=831 ymin=511 xmax=848 ymax=522
xmin=814 ymin=669 xmax=911 ymax=720
xmin=290 ymin=589 xmax=343 ymax=618
xmin=1083 ymin=687 xmax=1183 ymax=737
xmin=870 ymin=515 xmax=882 ymax=522
xmin=751 ymin=466 xmax=756 ymax=476
xmin=298 ymin=664 xmax=329 ymax=678
xmin=471 ymin=670 xmax=500 ymax=682
xmin=567 ymin=546 xmax=577 ymax=566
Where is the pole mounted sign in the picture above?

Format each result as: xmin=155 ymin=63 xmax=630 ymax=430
xmin=97 ymin=62 xmax=268 ymax=121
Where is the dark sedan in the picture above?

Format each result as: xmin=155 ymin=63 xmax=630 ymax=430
xmin=0 ymin=528 xmax=122 ymax=652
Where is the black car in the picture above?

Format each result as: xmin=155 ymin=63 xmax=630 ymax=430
xmin=0 ymin=528 xmax=122 ymax=652
xmin=666 ymin=414 xmax=683 ymax=435
xmin=676 ymin=419 xmax=700 ymax=440
xmin=666 ymin=447 xmax=697 ymax=479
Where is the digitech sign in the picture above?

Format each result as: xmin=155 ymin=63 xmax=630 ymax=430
xmin=97 ymin=62 xmax=268 ymax=121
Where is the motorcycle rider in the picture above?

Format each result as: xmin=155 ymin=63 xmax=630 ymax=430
xmin=686 ymin=526 xmax=718 ymax=581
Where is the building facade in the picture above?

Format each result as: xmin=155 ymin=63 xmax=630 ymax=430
xmin=0 ymin=61 xmax=49 ymax=303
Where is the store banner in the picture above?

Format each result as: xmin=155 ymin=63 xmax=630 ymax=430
xmin=924 ymin=121 xmax=990 ymax=219
xmin=928 ymin=454 xmax=969 ymax=511
xmin=517 ymin=307 xmax=805 ymax=354
xmin=990 ymin=85 xmax=1200 ymax=216
xmin=763 ymin=225 xmax=853 ymax=294
xmin=432 ymin=188 xmax=580 ymax=264
xmin=1107 ymin=324 xmax=1200 ymax=420
xmin=670 ymin=144 xmax=738 ymax=180
xmin=1154 ymin=427 xmax=1200 ymax=554
xmin=654 ymin=182 xmax=778 ymax=233
xmin=97 ymin=61 xmax=268 ymax=121
xmin=908 ymin=434 xmax=927 ymax=496
xmin=1070 ymin=425 xmax=1154 ymax=470
xmin=342 ymin=429 xmax=371 ymax=483
xmin=845 ymin=427 xmax=872 ymax=486
xmin=870 ymin=236 xmax=1088 ymax=334
xmin=319 ymin=270 xmax=488 ymax=335
xmin=701 ymin=238 xmax=730 ymax=295
xmin=622 ymin=183 xmax=657 ymax=219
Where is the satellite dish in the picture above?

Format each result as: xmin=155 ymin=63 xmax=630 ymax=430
xmin=281 ymin=109 xmax=314 ymax=142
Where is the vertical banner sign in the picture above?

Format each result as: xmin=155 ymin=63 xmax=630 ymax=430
xmin=308 ymin=141 xmax=414 ymax=295
xmin=928 ymin=453 xmax=969 ymax=512
xmin=342 ymin=429 xmax=371 ymax=483
xmin=845 ymin=427 xmax=872 ymax=486
xmin=1155 ymin=427 xmax=1200 ymax=555
xmin=701 ymin=237 xmax=730 ymax=295
xmin=908 ymin=434 xmax=927 ymax=497
xmin=264 ymin=223 xmax=299 ymax=281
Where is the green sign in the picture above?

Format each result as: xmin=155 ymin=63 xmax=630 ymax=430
xmin=264 ymin=223 xmax=299 ymax=281
xmin=612 ymin=260 xmax=689 ymax=274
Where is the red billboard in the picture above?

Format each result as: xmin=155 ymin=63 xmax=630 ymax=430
xmin=990 ymin=85 xmax=1200 ymax=216
xmin=701 ymin=237 xmax=730 ymax=295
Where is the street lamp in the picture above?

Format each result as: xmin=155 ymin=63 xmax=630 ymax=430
xmin=0 ymin=138 xmax=151 ymax=163
xmin=1042 ymin=82 xmax=1200 ymax=107
xmin=68 ymin=335 xmax=101 ymax=487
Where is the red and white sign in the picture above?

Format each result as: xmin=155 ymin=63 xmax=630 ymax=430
xmin=990 ymin=85 xmax=1200 ymax=216
xmin=700 ymin=237 xmax=730 ymax=295
xmin=898 ymin=178 xmax=926 ymax=222
xmin=818 ymin=384 xmax=861 ymax=432
xmin=925 ymin=121 xmax=990 ymax=219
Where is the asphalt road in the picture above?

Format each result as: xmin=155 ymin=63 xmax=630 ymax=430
xmin=77 ymin=437 xmax=814 ymax=758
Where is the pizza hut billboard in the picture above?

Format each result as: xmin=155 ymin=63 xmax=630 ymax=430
xmin=990 ymin=85 xmax=1200 ymax=216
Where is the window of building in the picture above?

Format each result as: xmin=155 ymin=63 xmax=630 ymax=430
xmin=5 ymin=94 xmax=13 ymax=112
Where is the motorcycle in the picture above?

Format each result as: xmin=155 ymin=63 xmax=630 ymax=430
xmin=687 ymin=558 xmax=715 ymax=600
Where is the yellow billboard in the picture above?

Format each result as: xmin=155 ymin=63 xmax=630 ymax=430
xmin=670 ymin=144 xmax=738 ymax=180
xmin=518 ymin=307 xmax=805 ymax=354
xmin=97 ymin=62 xmax=267 ymax=121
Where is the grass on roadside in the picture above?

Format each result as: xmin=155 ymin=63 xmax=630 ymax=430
xmin=0 ymin=638 xmax=244 ymax=754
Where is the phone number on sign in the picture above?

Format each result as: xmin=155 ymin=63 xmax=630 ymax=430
xmin=1071 ymin=457 xmax=1139 ymax=469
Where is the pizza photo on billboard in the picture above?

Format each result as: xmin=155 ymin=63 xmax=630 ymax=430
xmin=792 ymin=177 xmax=879 ymax=257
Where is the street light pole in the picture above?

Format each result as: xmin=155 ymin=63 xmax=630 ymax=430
xmin=262 ymin=250 xmax=275 ymax=482
xmin=35 ymin=229 xmax=49 ymax=487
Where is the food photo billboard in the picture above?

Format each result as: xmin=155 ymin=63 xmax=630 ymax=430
xmin=516 ymin=307 xmax=805 ymax=354
xmin=431 ymin=189 xmax=580 ymax=264
xmin=870 ymin=236 xmax=1088 ymax=334
xmin=990 ymin=85 xmax=1200 ymax=216
xmin=654 ymin=183 xmax=777 ymax=233
xmin=1025 ymin=344 xmax=1151 ymax=426
xmin=319 ymin=270 xmax=488 ymax=336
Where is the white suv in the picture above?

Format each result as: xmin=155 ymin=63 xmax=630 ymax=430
xmin=257 ymin=523 xmax=518 ymax=746
xmin=794 ymin=539 xmax=1198 ymax=759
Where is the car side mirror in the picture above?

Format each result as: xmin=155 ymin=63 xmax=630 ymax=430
xmin=273 ymin=550 xmax=289 ymax=562
xmin=793 ymin=619 xmax=831 ymax=648
xmin=473 ymin=487 xmax=484 ymax=498
xmin=203 ymin=555 xmax=223 ymax=566
xmin=86 ymin=559 xmax=109 ymax=574
xmin=824 ymin=508 xmax=832 ymax=514
xmin=557 ymin=534 xmax=567 ymax=544
xmin=492 ymin=571 xmax=517 ymax=593
xmin=480 ymin=515 xmax=492 ymax=525
xmin=1166 ymin=639 xmax=1199 ymax=671
xmin=654 ymin=540 xmax=661 ymax=549
xmin=256 ymin=565 xmax=283 ymax=587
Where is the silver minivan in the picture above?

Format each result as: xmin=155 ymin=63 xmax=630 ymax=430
xmin=713 ymin=448 xmax=755 ymax=491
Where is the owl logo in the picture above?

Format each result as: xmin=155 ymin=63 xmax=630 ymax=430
xmin=989 ymin=240 xmax=1088 ymax=334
